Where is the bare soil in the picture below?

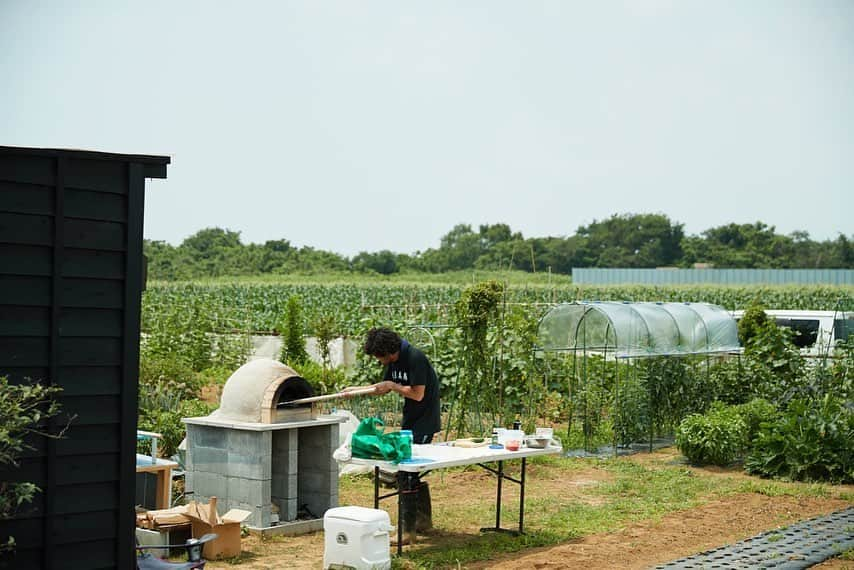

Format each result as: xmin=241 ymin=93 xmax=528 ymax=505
xmin=468 ymin=494 xmax=851 ymax=570
xmin=206 ymin=448 xmax=853 ymax=570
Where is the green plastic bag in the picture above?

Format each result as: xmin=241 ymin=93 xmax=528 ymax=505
xmin=351 ymin=417 xmax=409 ymax=463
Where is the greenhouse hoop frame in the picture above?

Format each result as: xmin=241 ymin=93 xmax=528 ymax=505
xmin=536 ymin=301 xmax=743 ymax=455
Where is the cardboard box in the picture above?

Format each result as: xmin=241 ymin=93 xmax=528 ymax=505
xmin=184 ymin=498 xmax=251 ymax=560
xmin=136 ymin=505 xmax=191 ymax=529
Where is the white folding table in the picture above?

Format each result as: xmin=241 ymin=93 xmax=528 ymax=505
xmin=350 ymin=442 xmax=563 ymax=554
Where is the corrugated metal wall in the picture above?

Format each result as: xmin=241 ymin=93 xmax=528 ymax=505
xmin=0 ymin=147 xmax=168 ymax=569
xmin=572 ymin=268 xmax=854 ymax=286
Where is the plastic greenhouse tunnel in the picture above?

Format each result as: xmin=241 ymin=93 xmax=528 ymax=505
xmin=536 ymin=301 xmax=743 ymax=456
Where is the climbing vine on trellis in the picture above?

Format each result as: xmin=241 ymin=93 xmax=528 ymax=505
xmin=449 ymin=280 xmax=504 ymax=434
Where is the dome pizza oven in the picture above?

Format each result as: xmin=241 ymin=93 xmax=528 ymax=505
xmin=183 ymin=359 xmax=345 ymax=532
xmin=208 ymin=360 xmax=322 ymax=424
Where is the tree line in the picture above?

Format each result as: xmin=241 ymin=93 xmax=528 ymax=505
xmin=144 ymin=213 xmax=854 ymax=279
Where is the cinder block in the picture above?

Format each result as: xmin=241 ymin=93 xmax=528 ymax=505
xmin=272 ymin=430 xmax=297 ymax=454
xmin=227 ymin=450 xmax=272 ymax=479
xmin=271 ymin=449 xmax=298 ymax=477
xmin=191 ymin=425 xmax=228 ymax=449
xmin=298 ymin=426 xmax=333 ymax=453
xmin=222 ymin=500 xmax=268 ymax=527
xmin=216 ymin=496 xmax=242 ymax=519
xmin=328 ymin=424 xmax=340 ymax=450
xmin=279 ymin=498 xmax=298 ymax=521
xmin=191 ymin=447 xmax=229 ymax=473
xmin=299 ymin=447 xmax=335 ymax=471
xmin=271 ymin=473 xmax=298 ymax=499
xmin=256 ymin=504 xmax=272 ymax=527
xmin=229 ymin=429 xmax=271 ymax=452
xmin=298 ymin=469 xmax=337 ymax=496
xmin=193 ymin=471 xmax=228 ymax=499
xmin=227 ymin=476 xmax=270 ymax=508
xmin=184 ymin=446 xmax=194 ymax=471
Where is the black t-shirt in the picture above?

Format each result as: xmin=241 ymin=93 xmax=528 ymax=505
xmin=383 ymin=340 xmax=441 ymax=439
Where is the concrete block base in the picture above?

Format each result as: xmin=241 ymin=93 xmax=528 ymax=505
xmin=246 ymin=517 xmax=324 ymax=538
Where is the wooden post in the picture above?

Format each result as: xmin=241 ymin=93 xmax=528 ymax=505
xmin=208 ymin=496 xmax=218 ymax=525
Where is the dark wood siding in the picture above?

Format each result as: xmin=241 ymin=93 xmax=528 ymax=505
xmin=0 ymin=146 xmax=168 ymax=569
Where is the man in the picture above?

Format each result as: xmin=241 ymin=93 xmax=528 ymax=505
xmin=361 ymin=327 xmax=441 ymax=444
xmin=360 ymin=327 xmax=440 ymax=541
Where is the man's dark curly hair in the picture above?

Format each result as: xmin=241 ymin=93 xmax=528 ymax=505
xmin=364 ymin=327 xmax=401 ymax=357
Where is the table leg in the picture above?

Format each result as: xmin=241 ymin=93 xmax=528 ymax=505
xmin=495 ymin=460 xmax=504 ymax=530
xmin=519 ymin=457 xmax=526 ymax=533
xmin=397 ymin=476 xmax=403 ymax=556
xmin=156 ymin=467 xmax=172 ymax=509
xmin=479 ymin=459 xmax=523 ymax=535
xmin=374 ymin=466 xmax=380 ymax=509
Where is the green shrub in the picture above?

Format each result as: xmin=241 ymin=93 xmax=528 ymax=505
xmin=210 ymin=331 xmax=251 ymax=371
xmin=139 ymin=353 xmax=202 ymax=402
xmin=745 ymin=321 xmax=805 ymax=405
xmin=138 ymin=399 xmax=214 ymax=458
xmin=292 ymin=360 xmax=351 ymax=397
xmin=830 ymin=338 xmax=854 ymax=402
xmin=142 ymin=299 xmax=216 ymax=372
xmin=0 ymin=377 xmax=64 ymax=553
xmin=735 ymin=398 xmax=778 ymax=445
xmin=280 ymin=295 xmax=309 ymax=365
xmin=675 ymin=403 xmax=746 ymax=466
xmin=614 ymin=374 xmax=649 ymax=446
xmin=194 ymin=365 xmax=236 ymax=387
xmin=708 ymin=357 xmax=753 ymax=405
xmin=738 ymin=301 xmax=771 ymax=346
xmin=745 ymin=395 xmax=854 ymax=483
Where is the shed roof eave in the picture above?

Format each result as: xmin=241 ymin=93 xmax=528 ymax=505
xmin=0 ymin=145 xmax=171 ymax=176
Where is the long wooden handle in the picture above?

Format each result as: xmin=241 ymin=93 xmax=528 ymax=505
xmin=284 ymin=386 xmax=376 ymax=405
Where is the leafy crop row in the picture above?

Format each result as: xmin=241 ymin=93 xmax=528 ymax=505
xmin=142 ymin=281 xmax=852 ymax=337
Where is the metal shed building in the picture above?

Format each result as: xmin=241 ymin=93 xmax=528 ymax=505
xmin=0 ymin=146 xmax=169 ymax=569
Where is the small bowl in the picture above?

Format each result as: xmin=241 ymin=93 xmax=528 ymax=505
xmin=504 ymin=439 xmax=521 ymax=451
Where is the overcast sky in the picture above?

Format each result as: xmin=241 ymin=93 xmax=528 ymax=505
xmin=2 ymin=1 xmax=852 ymax=256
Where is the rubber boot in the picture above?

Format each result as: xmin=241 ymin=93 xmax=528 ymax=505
xmin=397 ymin=471 xmax=418 ymax=545
xmin=415 ymin=481 xmax=433 ymax=532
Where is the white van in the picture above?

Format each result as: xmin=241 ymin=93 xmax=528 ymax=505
xmin=730 ymin=309 xmax=852 ymax=357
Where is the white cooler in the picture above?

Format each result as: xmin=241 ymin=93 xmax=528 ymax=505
xmin=323 ymin=506 xmax=393 ymax=570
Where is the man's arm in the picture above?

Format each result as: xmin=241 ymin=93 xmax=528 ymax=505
xmin=374 ymin=380 xmax=425 ymax=401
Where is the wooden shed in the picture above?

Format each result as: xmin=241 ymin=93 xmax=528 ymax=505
xmin=0 ymin=146 xmax=169 ymax=569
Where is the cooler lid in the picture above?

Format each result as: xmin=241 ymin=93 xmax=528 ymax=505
xmin=324 ymin=506 xmax=390 ymax=523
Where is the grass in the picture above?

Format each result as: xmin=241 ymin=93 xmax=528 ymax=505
xmin=202 ymin=448 xmax=852 ymax=570
xmin=733 ymin=479 xmax=833 ymax=498
xmin=332 ymin=452 xmax=852 ymax=570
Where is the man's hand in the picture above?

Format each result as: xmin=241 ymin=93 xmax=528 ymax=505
xmin=372 ymin=381 xmax=395 ymax=395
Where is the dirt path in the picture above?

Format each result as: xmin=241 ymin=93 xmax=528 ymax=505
xmin=467 ymin=493 xmax=851 ymax=569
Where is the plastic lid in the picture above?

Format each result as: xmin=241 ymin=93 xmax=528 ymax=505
xmin=324 ymin=506 xmax=390 ymax=523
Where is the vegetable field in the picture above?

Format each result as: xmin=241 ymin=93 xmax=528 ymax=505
xmin=142 ymin=280 xmax=853 ymax=336
xmin=138 ymin=277 xmax=853 ymax=484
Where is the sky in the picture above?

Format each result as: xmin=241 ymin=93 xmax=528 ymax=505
xmin=2 ymin=1 xmax=852 ymax=257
